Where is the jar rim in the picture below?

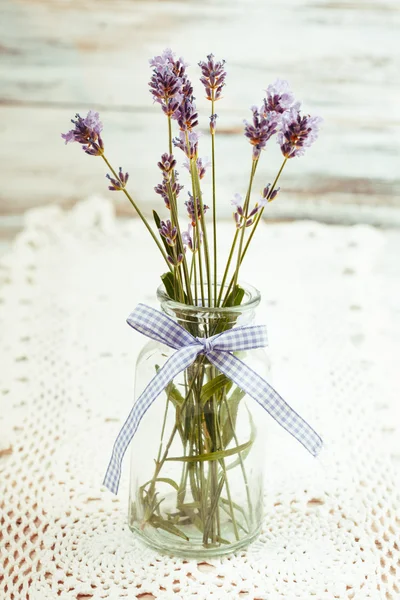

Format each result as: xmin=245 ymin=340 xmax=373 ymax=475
xmin=156 ymin=281 xmax=261 ymax=314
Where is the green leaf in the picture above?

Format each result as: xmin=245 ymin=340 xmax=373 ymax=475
xmin=141 ymin=477 xmax=180 ymax=492
xmin=161 ymin=271 xmax=177 ymax=301
xmin=225 ymin=406 xmax=256 ymax=472
xmin=215 ymin=535 xmax=231 ymax=545
xmin=153 ymin=210 xmax=173 ymax=258
xmin=225 ymin=284 xmax=245 ymax=308
xmin=153 ymin=209 xmax=161 ymax=230
xmin=211 ymin=284 xmax=246 ymax=335
xmin=165 ymin=438 xmax=253 ymax=463
xmin=221 ymin=387 xmax=246 ymax=448
xmin=200 ymin=374 xmax=231 ymax=405
xmin=166 ymin=381 xmax=185 ymax=408
xmin=220 ymin=496 xmax=248 ymax=517
xmin=178 ymin=501 xmax=201 ymax=510
xmin=149 ymin=516 xmax=189 ymax=541
xmin=160 ymin=271 xmax=188 ymax=304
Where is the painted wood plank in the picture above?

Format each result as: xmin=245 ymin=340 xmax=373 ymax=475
xmin=0 ymin=0 xmax=399 ymax=221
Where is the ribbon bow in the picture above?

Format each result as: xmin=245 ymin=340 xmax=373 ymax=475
xmin=104 ymin=304 xmax=323 ymax=494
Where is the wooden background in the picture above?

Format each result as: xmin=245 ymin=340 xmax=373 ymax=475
xmin=0 ymin=0 xmax=399 ymax=226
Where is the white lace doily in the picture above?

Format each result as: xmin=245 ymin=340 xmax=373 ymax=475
xmin=1 ymin=197 xmax=399 ymax=600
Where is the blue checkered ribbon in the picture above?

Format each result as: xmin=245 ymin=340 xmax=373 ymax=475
xmin=103 ymin=303 xmax=323 ymax=494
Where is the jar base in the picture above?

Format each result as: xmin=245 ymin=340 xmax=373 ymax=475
xmin=128 ymin=522 xmax=262 ymax=559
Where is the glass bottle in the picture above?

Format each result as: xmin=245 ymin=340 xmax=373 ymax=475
xmin=128 ymin=283 xmax=270 ymax=558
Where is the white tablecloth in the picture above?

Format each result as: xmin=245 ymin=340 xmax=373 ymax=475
xmin=1 ymin=198 xmax=399 ymax=599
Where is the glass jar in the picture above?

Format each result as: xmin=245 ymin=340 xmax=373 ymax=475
xmin=128 ymin=283 xmax=271 ymax=558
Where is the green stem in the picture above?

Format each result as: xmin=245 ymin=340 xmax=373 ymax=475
xmin=222 ymin=157 xmax=288 ymax=306
xmin=166 ymin=116 xmax=194 ymax=303
xmin=230 ymin=159 xmax=258 ymax=303
xmin=216 ymin=228 xmax=240 ymax=306
xmin=167 ymin=181 xmax=193 ymax=303
xmin=168 ymin=116 xmax=173 ymax=156
xmin=143 ymin=358 xmax=207 ymax=523
xmin=186 ymin=134 xmax=205 ymax=306
xmin=146 ymin=396 xmax=171 ymax=506
xmin=217 ymin=158 xmax=259 ymax=306
xmin=211 ymin=94 xmax=217 ymax=306
xmin=102 ymin=154 xmax=171 ymax=270
xmin=192 ymin=163 xmax=212 ymax=307
xmin=192 ymin=251 xmax=198 ymax=306
xmin=222 ymin=394 xmax=253 ymax=523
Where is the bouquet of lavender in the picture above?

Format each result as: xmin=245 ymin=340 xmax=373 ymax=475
xmin=62 ymin=49 xmax=322 ymax=557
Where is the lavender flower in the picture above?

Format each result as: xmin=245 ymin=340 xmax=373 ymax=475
xmin=185 ymin=193 xmax=209 ymax=227
xmin=278 ymin=108 xmax=322 ymax=158
xmin=231 ymin=193 xmax=243 ymax=213
xmin=182 ymin=224 xmax=203 ymax=251
xmin=261 ymin=184 xmax=280 ymax=202
xmin=210 ymin=113 xmax=218 ymax=134
xmin=175 ymin=97 xmax=198 ymax=131
xmin=244 ymin=106 xmax=280 ymax=160
xmin=61 ymin=111 xmax=104 ymax=155
xmin=173 ymin=130 xmax=200 ymax=159
xmin=106 ymin=168 xmax=129 ymax=191
xmin=195 ymin=157 xmax=211 ymax=179
xmin=159 ymin=219 xmax=177 ymax=246
xmin=183 ymin=157 xmax=211 ymax=180
xmin=149 ymin=48 xmax=176 ymax=70
xmin=167 ymin=253 xmax=184 ymax=267
xmin=231 ymin=192 xmax=266 ymax=228
xmin=182 ymin=224 xmax=194 ymax=252
xmin=157 ymin=153 xmax=177 ymax=174
xmin=155 ymin=172 xmax=184 ymax=210
xmin=263 ymin=79 xmax=299 ymax=116
xmin=149 ymin=49 xmax=185 ymax=118
xmin=149 ymin=49 xmax=194 ymax=120
xmin=150 ymin=49 xmax=189 ymax=84
xmin=198 ymin=54 xmax=226 ymax=101
xmin=149 ymin=66 xmax=182 ymax=117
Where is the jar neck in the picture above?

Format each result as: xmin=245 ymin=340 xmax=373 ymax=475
xmin=157 ymin=282 xmax=261 ymax=333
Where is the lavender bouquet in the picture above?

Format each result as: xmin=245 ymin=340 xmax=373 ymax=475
xmin=62 ymin=49 xmax=322 ymax=557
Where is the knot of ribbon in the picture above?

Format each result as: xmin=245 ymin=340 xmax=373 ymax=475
xmin=103 ymin=303 xmax=323 ymax=494
xmin=196 ymin=336 xmax=214 ymax=355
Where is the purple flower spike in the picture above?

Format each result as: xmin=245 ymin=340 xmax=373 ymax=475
xmin=158 ymin=153 xmax=177 ymax=174
xmin=278 ymin=108 xmax=323 ymax=159
xmin=210 ymin=113 xmax=218 ymax=134
xmin=167 ymin=253 xmax=184 ymax=267
xmin=155 ymin=170 xmax=184 ymax=210
xmin=231 ymin=192 xmax=265 ymax=228
xmin=149 ymin=49 xmax=193 ymax=120
xmin=264 ymin=79 xmax=299 ymax=116
xmin=185 ymin=192 xmax=209 ymax=227
xmin=196 ymin=157 xmax=211 ymax=179
xmin=269 ymin=187 xmax=280 ymax=201
xmin=149 ymin=48 xmax=176 ymax=70
xmin=61 ymin=111 xmax=104 ymax=156
xmin=106 ymin=167 xmax=129 ymax=191
xmin=231 ymin=193 xmax=243 ymax=211
xmin=149 ymin=67 xmax=182 ymax=116
xmin=244 ymin=106 xmax=280 ymax=160
xmin=198 ymin=54 xmax=226 ymax=102
xmin=182 ymin=224 xmax=194 ymax=252
xmin=175 ymin=97 xmax=198 ymax=131
xmin=173 ymin=130 xmax=200 ymax=159
xmin=184 ymin=157 xmax=210 ymax=179
xmin=159 ymin=219 xmax=178 ymax=246
xmin=261 ymin=183 xmax=280 ymax=203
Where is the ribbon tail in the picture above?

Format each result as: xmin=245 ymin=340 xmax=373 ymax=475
xmin=208 ymin=351 xmax=323 ymax=457
xmin=103 ymin=345 xmax=200 ymax=494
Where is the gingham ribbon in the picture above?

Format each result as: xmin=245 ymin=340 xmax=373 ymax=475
xmin=103 ymin=303 xmax=323 ymax=494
